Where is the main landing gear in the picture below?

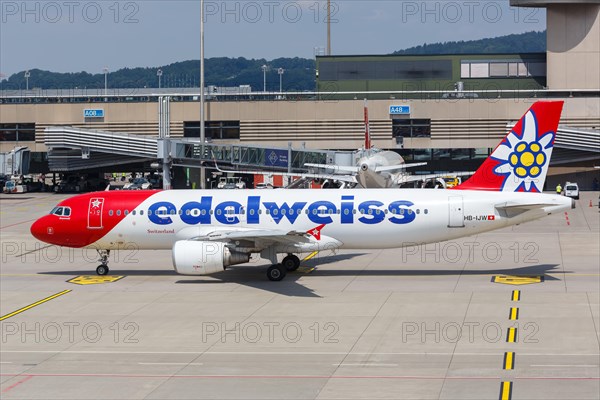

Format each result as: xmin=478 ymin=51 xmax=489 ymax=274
xmin=282 ymin=254 xmax=301 ymax=272
xmin=266 ymin=254 xmax=301 ymax=281
xmin=96 ymin=250 xmax=110 ymax=276
xmin=267 ymin=264 xmax=286 ymax=281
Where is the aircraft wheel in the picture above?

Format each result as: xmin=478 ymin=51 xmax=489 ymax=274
xmin=267 ymin=264 xmax=286 ymax=281
xmin=282 ymin=255 xmax=301 ymax=272
xmin=96 ymin=265 xmax=109 ymax=276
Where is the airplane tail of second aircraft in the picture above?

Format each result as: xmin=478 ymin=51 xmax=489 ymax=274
xmin=455 ymin=101 xmax=564 ymax=193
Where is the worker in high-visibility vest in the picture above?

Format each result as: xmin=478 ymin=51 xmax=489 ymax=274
xmin=556 ymin=183 xmax=562 ymax=195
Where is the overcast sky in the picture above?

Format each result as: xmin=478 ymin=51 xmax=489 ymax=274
xmin=0 ymin=1 xmax=546 ymax=77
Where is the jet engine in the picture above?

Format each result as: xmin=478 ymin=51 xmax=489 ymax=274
xmin=172 ymin=241 xmax=250 ymax=275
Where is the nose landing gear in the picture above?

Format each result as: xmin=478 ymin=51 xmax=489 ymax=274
xmin=96 ymin=250 xmax=110 ymax=276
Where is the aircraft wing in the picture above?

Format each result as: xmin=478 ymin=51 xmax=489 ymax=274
xmin=188 ymin=226 xmax=343 ymax=256
xmin=201 ymin=229 xmax=312 ymax=245
xmin=373 ymin=162 xmax=427 ymax=172
xmin=398 ymin=171 xmax=473 ymax=184
xmin=494 ymin=202 xmax=559 ymax=218
xmin=305 ymin=163 xmax=427 ymax=174
xmin=304 ymin=163 xmax=360 ymax=174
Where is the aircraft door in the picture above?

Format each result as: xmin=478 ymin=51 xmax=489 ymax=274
xmin=224 ymin=204 xmax=246 ymax=227
xmin=448 ymin=196 xmax=465 ymax=228
xmin=87 ymin=197 xmax=105 ymax=229
xmin=224 ymin=206 xmax=237 ymax=224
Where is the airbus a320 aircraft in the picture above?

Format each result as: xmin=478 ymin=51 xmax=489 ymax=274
xmin=31 ymin=101 xmax=573 ymax=281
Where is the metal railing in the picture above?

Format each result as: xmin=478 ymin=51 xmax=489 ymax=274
xmin=2 ymin=88 xmax=599 ymax=104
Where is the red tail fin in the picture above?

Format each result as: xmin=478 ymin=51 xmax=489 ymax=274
xmin=455 ymin=101 xmax=563 ymax=193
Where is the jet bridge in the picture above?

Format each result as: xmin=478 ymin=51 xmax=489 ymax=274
xmin=44 ymin=126 xmax=338 ymax=173
xmin=555 ymin=126 xmax=600 ymax=153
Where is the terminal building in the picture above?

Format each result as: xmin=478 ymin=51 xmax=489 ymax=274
xmin=0 ymin=0 xmax=598 ymax=188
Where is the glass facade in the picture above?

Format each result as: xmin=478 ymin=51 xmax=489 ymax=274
xmin=461 ymin=60 xmax=546 ymax=79
xmin=401 ymin=148 xmax=492 ymax=162
xmin=392 ymin=119 xmax=432 ymax=138
xmin=183 ymin=121 xmax=240 ymax=140
xmin=320 ymin=60 xmax=453 ymax=81
xmin=0 ymin=123 xmax=35 ymax=141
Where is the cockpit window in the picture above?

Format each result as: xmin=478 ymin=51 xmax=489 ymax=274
xmin=50 ymin=207 xmax=71 ymax=217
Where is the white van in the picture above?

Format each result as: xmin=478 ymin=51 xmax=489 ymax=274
xmin=564 ymin=182 xmax=579 ymax=199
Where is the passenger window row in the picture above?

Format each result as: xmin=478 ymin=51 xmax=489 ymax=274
xmin=105 ymin=208 xmax=430 ymax=217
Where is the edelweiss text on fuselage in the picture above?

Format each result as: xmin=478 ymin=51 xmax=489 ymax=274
xmin=147 ymin=195 xmax=417 ymax=226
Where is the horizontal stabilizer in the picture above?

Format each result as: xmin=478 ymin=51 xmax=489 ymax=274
xmin=495 ymin=202 xmax=555 ymax=218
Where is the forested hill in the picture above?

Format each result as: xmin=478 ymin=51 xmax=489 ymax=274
xmin=0 ymin=31 xmax=546 ymax=91
xmin=0 ymin=58 xmax=317 ymax=92
xmin=393 ymin=31 xmax=546 ymax=55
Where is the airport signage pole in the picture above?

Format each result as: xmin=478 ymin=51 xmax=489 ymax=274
xmin=200 ymin=0 xmax=206 ymax=189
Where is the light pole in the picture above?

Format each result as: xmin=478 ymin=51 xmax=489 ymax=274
xmin=278 ymin=68 xmax=284 ymax=93
xmin=157 ymin=69 xmax=163 ymax=89
xmin=103 ymin=66 xmax=108 ymax=96
xmin=24 ymin=70 xmax=30 ymax=91
xmin=327 ymin=0 xmax=331 ymax=55
xmin=200 ymin=0 xmax=206 ymax=189
xmin=262 ymin=64 xmax=268 ymax=92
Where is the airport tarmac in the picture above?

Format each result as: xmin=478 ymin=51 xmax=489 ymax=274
xmin=1 ymin=192 xmax=598 ymax=400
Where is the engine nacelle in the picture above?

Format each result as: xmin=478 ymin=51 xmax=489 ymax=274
xmin=172 ymin=241 xmax=250 ymax=276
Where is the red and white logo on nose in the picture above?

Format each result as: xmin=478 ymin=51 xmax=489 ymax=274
xmin=307 ymin=224 xmax=326 ymax=241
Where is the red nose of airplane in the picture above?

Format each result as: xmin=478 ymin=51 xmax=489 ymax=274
xmin=30 ymin=216 xmax=53 ymax=244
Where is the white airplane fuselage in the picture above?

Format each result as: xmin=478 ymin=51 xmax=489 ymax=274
xmin=88 ymin=189 xmax=572 ymax=250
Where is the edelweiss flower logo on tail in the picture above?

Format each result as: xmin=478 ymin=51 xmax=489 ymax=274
xmin=490 ymin=110 xmax=555 ymax=193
